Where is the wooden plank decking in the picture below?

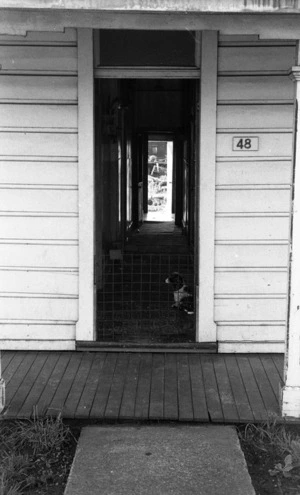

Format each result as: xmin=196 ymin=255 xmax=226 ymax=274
xmin=1 ymin=351 xmax=284 ymax=422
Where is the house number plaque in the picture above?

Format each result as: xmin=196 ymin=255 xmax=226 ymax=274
xmin=232 ymin=136 xmax=259 ymax=151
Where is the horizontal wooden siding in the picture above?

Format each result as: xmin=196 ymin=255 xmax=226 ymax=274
xmin=0 ymin=29 xmax=78 ymax=349
xmin=216 ymin=38 xmax=295 ymax=352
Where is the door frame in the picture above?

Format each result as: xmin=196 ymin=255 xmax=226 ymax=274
xmin=77 ymin=29 xmax=218 ymax=345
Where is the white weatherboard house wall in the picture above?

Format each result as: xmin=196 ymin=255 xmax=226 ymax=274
xmin=0 ymin=28 xmax=295 ymax=353
xmin=0 ymin=29 xmax=79 ymax=349
xmin=0 ymin=0 xmax=300 ymax=418
xmin=215 ymin=38 xmax=295 ymax=353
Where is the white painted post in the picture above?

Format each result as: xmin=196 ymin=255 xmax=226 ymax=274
xmin=166 ymin=141 xmax=173 ymax=215
xmin=75 ymin=28 xmax=95 ymax=342
xmin=196 ymin=31 xmax=218 ymax=343
xmin=0 ymin=351 xmax=5 ymax=413
xmin=282 ymin=64 xmax=300 ymax=418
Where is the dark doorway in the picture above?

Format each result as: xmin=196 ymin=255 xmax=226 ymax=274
xmin=95 ymin=78 xmax=197 ymax=344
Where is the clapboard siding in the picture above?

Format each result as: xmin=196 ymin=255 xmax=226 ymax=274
xmin=216 ymin=216 xmax=290 ymax=241
xmin=216 ymin=160 xmax=292 ymax=185
xmin=0 ymin=243 xmax=78 ymax=269
xmin=217 ymin=133 xmax=293 ymax=158
xmin=215 ymin=270 xmax=288 ymax=295
xmin=0 ymin=28 xmax=77 ymax=44
xmin=0 ymin=104 xmax=78 ymax=129
xmin=216 ymin=39 xmax=294 ymax=351
xmin=217 ymin=104 xmax=293 ymax=130
xmin=0 ymin=132 xmax=77 ymax=157
xmin=0 ymin=188 xmax=78 ymax=213
xmin=215 ymin=297 xmax=287 ymax=321
xmin=215 ymin=243 xmax=289 ymax=268
xmin=0 ymin=297 xmax=78 ymax=321
xmin=216 ymin=188 xmax=291 ymax=213
xmin=0 ymin=46 xmax=77 ymax=72
xmin=218 ymin=76 xmax=294 ymax=102
xmin=0 ymin=217 xmax=78 ymax=240
xmin=0 ymin=29 xmax=79 ymax=349
xmin=218 ymin=45 xmax=296 ymax=72
xmin=0 ymin=161 xmax=77 ymax=185
xmin=0 ymin=270 xmax=78 ymax=295
xmin=0 ymin=325 xmax=75 ymax=341
xmin=0 ymin=76 xmax=78 ymax=102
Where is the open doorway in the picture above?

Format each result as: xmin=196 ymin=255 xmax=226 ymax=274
xmin=95 ymin=77 xmax=197 ymax=344
xmin=146 ymin=139 xmax=174 ymax=222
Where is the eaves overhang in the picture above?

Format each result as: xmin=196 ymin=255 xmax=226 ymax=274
xmin=1 ymin=0 xmax=300 ymax=14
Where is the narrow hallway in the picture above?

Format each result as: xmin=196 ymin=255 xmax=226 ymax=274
xmin=125 ymin=221 xmax=191 ymax=254
xmin=97 ymin=222 xmax=195 ymax=344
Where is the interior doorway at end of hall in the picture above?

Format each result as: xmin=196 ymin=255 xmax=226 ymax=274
xmin=146 ymin=138 xmax=174 ymax=222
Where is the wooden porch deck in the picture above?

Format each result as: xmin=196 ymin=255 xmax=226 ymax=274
xmin=1 ymin=351 xmax=284 ymax=423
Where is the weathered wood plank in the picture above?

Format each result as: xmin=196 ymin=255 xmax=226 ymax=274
xmin=216 ymin=188 xmax=291 ymax=214
xmin=5 ymin=352 xmax=38 ymax=412
xmin=134 ymin=353 xmax=152 ymax=419
xmin=216 ymin=216 xmax=290 ymax=242
xmin=212 ymin=355 xmax=239 ymax=422
xmin=177 ymin=354 xmax=194 ymax=421
xmin=0 ymin=244 xmax=78 ymax=270
xmin=119 ymin=353 xmax=141 ymax=419
xmin=17 ymin=352 xmax=61 ymax=418
xmin=272 ymin=354 xmax=284 ymax=380
xmin=215 ymin=244 xmax=289 ymax=269
xmin=1 ymin=350 xmax=15 ymax=371
xmin=34 ymin=352 xmax=72 ymax=417
xmin=215 ymin=297 xmax=287 ymax=322
xmin=105 ymin=353 xmax=130 ymax=419
xmin=2 ymin=352 xmax=285 ymax=422
xmin=188 ymin=354 xmax=209 ymax=422
xmin=223 ymin=355 xmax=254 ymax=422
xmin=163 ymin=353 xmax=179 ymax=420
xmin=63 ymin=352 xmax=93 ymax=418
xmin=260 ymin=354 xmax=284 ymax=400
xmin=200 ymin=355 xmax=224 ymax=422
xmin=3 ymin=351 xmax=28 ymax=384
xmin=236 ymin=355 xmax=268 ymax=421
xmin=216 ymin=160 xmax=292 ymax=186
xmin=7 ymin=352 xmax=49 ymax=417
xmin=218 ymin=46 xmax=296 ymax=72
xmin=215 ymin=271 xmax=288 ymax=296
xmin=46 ymin=352 xmax=82 ymax=416
xmin=89 ymin=353 xmax=117 ymax=419
xmin=249 ymin=355 xmax=280 ymax=414
xmin=0 ymin=76 xmax=77 ymax=102
xmin=149 ymin=354 xmax=165 ymax=420
xmin=75 ymin=353 xmax=106 ymax=418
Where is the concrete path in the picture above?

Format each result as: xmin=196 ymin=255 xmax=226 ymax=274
xmin=64 ymin=425 xmax=255 ymax=495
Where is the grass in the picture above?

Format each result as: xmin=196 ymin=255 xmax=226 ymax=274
xmin=0 ymin=413 xmax=78 ymax=495
xmin=238 ymin=418 xmax=300 ymax=494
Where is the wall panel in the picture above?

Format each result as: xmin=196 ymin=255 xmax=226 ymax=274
xmin=0 ymin=29 xmax=79 ymax=349
xmin=215 ymin=39 xmax=295 ymax=351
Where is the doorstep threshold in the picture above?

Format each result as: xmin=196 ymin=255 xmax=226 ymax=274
xmin=76 ymin=341 xmax=217 ymax=353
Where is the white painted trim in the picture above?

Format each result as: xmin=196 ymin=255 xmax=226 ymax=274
xmin=0 ymin=340 xmax=76 ymax=350
xmin=2 ymin=12 xmax=300 ymax=40
xmin=75 ymin=28 xmax=95 ymax=342
xmin=196 ymin=31 xmax=218 ymax=343
xmin=282 ymin=386 xmax=300 ymax=418
xmin=282 ymin=62 xmax=300 ymax=417
xmin=219 ymin=342 xmax=285 ymax=353
xmin=1 ymin=1 xmax=300 ymax=14
xmin=94 ymin=67 xmax=200 ymax=79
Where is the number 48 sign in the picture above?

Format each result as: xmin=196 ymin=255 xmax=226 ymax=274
xmin=233 ymin=136 xmax=259 ymax=151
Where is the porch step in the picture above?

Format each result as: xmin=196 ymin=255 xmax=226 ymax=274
xmin=76 ymin=341 xmax=217 ymax=353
